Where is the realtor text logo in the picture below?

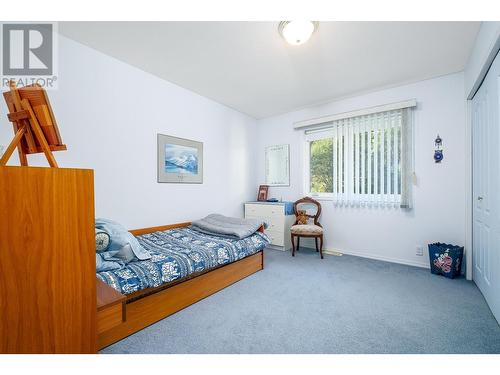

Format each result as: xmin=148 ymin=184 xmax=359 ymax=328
xmin=1 ymin=23 xmax=57 ymax=88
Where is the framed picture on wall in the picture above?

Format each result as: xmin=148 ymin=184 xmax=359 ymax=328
xmin=157 ymin=134 xmax=203 ymax=183
xmin=257 ymin=185 xmax=269 ymax=201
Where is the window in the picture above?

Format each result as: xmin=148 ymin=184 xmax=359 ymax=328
xmin=309 ymin=138 xmax=334 ymax=194
xmin=304 ymin=108 xmax=412 ymax=208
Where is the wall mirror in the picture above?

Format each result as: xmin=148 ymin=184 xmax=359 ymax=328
xmin=265 ymin=144 xmax=290 ymax=186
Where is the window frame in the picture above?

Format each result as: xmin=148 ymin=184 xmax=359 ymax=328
xmin=303 ymin=128 xmax=335 ymax=200
xmin=303 ymin=113 xmax=406 ymax=205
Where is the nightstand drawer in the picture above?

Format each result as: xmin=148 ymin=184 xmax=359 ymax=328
xmin=265 ymin=217 xmax=285 ymax=231
xmin=246 ymin=215 xmax=284 ymax=231
xmin=245 ymin=203 xmax=284 ymax=218
xmin=97 ymin=302 xmax=124 ymax=334
xmin=97 ymin=279 xmax=126 ymax=334
xmin=265 ymin=229 xmax=284 ymax=246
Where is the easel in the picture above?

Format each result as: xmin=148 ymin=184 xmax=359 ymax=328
xmin=0 ymin=81 xmax=66 ymax=167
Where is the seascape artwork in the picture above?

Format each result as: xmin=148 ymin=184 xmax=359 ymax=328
xmin=165 ymin=144 xmax=199 ymax=174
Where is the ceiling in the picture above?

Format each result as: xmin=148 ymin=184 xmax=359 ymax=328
xmin=59 ymin=22 xmax=480 ymax=119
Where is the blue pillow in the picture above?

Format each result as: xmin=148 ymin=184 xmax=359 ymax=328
xmin=95 ymin=218 xmax=151 ymax=262
xmin=96 ymin=253 xmax=124 ymax=272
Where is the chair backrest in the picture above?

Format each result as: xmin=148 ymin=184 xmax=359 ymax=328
xmin=293 ymin=197 xmax=322 ymax=227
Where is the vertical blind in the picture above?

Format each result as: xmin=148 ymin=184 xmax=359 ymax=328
xmin=305 ymin=108 xmax=413 ymax=208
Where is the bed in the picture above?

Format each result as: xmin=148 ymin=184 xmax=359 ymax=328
xmin=97 ymin=221 xmax=269 ymax=349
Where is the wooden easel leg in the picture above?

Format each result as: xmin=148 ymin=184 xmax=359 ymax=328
xmin=9 ymin=81 xmax=36 ymax=154
xmin=18 ymin=149 xmax=28 ymax=166
xmin=21 ymin=99 xmax=58 ymax=168
xmin=0 ymin=127 xmax=26 ymax=166
xmin=10 ymin=121 xmax=28 ymax=166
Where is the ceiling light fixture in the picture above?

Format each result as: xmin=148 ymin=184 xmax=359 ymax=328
xmin=278 ymin=21 xmax=319 ymax=46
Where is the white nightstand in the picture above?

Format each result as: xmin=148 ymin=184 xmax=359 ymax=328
xmin=244 ymin=201 xmax=295 ymax=251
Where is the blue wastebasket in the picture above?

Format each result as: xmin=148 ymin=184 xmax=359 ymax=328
xmin=428 ymin=243 xmax=464 ymax=279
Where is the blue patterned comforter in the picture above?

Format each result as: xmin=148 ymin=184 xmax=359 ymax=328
xmin=96 ymin=226 xmax=269 ymax=295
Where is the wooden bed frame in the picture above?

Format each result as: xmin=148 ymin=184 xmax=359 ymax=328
xmin=97 ymin=222 xmax=265 ymax=350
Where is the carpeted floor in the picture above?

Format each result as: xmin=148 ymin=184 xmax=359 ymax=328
xmin=101 ymin=248 xmax=500 ymax=354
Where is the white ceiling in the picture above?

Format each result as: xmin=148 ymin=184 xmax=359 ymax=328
xmin=59 ymin=21 xmax=480 ymax=119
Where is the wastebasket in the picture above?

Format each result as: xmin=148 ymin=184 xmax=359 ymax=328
xmin=428 ymin=243 xmax=464 ymax=279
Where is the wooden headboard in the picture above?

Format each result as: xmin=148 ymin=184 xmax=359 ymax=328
xmin=129 ymin=222 xmax=191 ymax=236
xmin=129 ymin=222 xmax=265 ymax=236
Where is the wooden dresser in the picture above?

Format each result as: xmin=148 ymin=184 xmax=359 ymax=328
xmin=0 ymin=166 xmax=96 ymax=353
xmin=244 ymin=202 xmax=295 ymax=251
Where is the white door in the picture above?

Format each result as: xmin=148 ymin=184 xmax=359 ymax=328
xmin=472 ymin=51 xmax=500 ymax=323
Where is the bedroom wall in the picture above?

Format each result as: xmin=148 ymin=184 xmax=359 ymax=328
xmin=0 ymin=35 xmax=258 ymax=229
xmin=255 ymin=72 xmax=466 ymax=268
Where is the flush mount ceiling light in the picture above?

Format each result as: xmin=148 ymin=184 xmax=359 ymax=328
xmin=278 ymin=21 xmax=319 ymax=46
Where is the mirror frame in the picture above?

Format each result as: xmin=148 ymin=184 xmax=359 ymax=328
xmin=265 ymin=144 xmax=290 ymax=187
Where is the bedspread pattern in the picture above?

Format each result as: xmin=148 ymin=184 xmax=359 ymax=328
xmin=96 ymin=226 xmax=269 ymax=294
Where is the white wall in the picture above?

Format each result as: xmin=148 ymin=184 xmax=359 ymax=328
xmin=256 ymin=73 xmax=466 ymax=268
xmin=0 ymin=35 xmax=258 ymax=229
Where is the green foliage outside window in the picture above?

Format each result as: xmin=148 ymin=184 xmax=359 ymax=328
xmin=309 ymin=138 xmax=333 ymax=193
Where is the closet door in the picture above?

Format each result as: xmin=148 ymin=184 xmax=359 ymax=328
xmin=472 ymin=51 xmax=500 ymax=323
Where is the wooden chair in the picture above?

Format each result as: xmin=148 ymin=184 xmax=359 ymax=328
xmin=291 ymin=197 xmax=324 ymax=259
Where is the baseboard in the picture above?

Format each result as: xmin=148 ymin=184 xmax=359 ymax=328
xmin=269 ymin=243 xmax=430 ymax=269
xmin=266 ymin=244 xmax=288 ymax=252
xmin=322 ymin=248 xmax=430 ymax=269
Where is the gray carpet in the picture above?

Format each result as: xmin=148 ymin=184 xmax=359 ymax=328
xmin=101 ymin=248 xmax=500 ymax=354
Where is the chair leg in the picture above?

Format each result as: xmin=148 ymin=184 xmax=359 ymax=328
xmin=291 ymin=234 xmax=295 ymax=257
xmin=319 ymin=235 xmax=324 ymax=259
xmin=315 ymin=237 xmax=319 ymax=252
xmin=296 ymin=236 xmax=300 ymax=252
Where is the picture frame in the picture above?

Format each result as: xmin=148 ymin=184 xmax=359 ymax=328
xmin=157 ymin=134 xmax=203 ymax=183
xmin=257 ymin=185 xmax=269 ymax=201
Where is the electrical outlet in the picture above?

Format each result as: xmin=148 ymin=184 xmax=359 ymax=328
xmin=416 ymin=245 xmax=424 ymax=256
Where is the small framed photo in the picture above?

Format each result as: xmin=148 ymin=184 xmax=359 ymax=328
xmin=157 ymin=134 xmax=203 ymax=183
xmin=257 ymin=185 xmax=269 ymax=201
